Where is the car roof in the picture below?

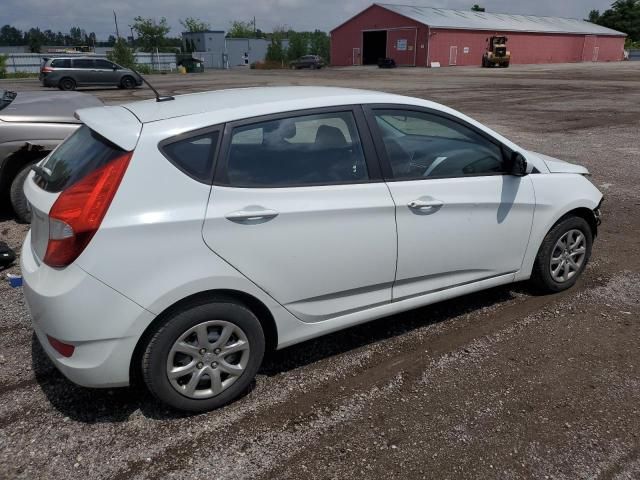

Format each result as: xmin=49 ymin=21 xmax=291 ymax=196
xmin=119 ymin=86 xmax=414 ymax=124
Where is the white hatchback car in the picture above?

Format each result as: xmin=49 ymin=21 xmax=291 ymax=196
xmin=22 ymin=87 xmax=602 ymax=411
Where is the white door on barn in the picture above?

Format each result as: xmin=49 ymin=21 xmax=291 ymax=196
xmin=353 ymin=48 xmax=361 ymax=66
xmin=449 ymin=46 xmax=458 ymax=66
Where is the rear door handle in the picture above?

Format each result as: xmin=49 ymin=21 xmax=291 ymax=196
xmin=408 ymin=199 xmax=444 ymax=210
xmin=225 ymin=207 xmax=279 ymax=223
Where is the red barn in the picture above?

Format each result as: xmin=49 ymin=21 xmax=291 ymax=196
xmin=330 ymin=3 xmax=626 ymax=67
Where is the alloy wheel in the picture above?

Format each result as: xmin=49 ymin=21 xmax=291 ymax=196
xmin=166 ymin=320 xmax=251 ymax=399
xmin=550 ymin=229 xmax=587 ymax=283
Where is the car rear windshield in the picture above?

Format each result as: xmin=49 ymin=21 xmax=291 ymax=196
xmin=35 ymin=125 xmax=127 ymax=193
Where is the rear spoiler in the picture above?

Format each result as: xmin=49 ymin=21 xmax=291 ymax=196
xmin=74 ymin=106 xmax=142 ymax=151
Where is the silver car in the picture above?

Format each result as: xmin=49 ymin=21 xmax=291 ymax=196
xmin=0 ymin=88 xmax=103 ymax=222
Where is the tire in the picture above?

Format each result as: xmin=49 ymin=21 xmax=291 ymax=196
xmin=530 ymin=215 xmax=593 ymax=293
xmin=142 ymin=298 xmax=265 ymax=412
xmin=58 ymin=77 xmax=76 ymax=91
xmin=121 ymin=76 xmax=135 ymax=89
xmin=10 ymin=161 xmax=37 ymax=224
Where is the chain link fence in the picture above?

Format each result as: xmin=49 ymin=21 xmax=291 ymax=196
xmin=2 ymin=52 xmax=178 ymax=74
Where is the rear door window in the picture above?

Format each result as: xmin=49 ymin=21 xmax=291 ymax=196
xmin=35 ymin=125 xmax=126 ymax=193
xmin=94 ymin=59 xmax=115 ymax=69
xmin=223 ymin=111 xmax=368 ymax=187
xmin=73 ymin=59 xmax=94 ymax=69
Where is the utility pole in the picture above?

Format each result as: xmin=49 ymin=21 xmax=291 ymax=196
xmin=129 ymin=25 xmax=135 ymax=47
xmin=253 ymin=16 xmax=256 ymax=36
xmin=113 ymin=10 xmax=120 ymax=39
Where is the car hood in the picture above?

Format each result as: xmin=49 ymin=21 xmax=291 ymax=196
xmin=526 ymin=150 xmax=590 ymax=175
xmin=0 ymin=91 xmax=103 ymax=123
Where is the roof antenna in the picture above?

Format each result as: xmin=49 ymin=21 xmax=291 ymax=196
xmin=129 ymin=66 xmax=174 ymax=102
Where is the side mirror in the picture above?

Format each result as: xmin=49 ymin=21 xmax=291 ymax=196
xmin=507 ymin=151 xmax=528 ymax=176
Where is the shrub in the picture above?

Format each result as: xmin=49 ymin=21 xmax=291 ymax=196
xmin=0 ymin=55 xmax=7 ymax=79
xmin=107 ymin=39 xmax=136 ymax=69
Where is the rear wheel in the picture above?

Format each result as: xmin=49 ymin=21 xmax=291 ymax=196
xmin=142 ymin=298 xmax=265 ymax=412
xmin=121 ymin=76 xmax=135 ymax=89
xmin=58 ymin=77 xmax=76 ymax=91
xmin=10 ymin=161 xmax=38 ymax=223
xmin=531 ymin=216 xmax=593 ymax=293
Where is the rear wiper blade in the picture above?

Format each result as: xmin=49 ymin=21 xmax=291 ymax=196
xmin=31 ymin=164 xmax=52 ymax=181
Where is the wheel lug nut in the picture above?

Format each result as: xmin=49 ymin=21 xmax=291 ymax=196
xmin=197 ymin=362 xmax=204 ymax=369
xmin=211 ymin=362 xmax=218 ymax=368
xmin=199 ymin=348 xmax=206 ymax=355
xmin=214 ymin=348 xmax=221 ymax=354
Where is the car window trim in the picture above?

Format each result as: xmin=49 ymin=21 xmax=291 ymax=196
xmin=214 ymin=105 xmax=384 ymax=189
xmin=362 ymin=104 xmax=512 ymax=181
xmin=158 ymin=125 xmax=223 ymax=184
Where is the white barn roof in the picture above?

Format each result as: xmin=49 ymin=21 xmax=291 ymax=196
xmin=376 ymin=3 xmax=626 ymax=36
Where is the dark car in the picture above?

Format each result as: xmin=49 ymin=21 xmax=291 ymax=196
xmin=40 ymin=57 xmax=143 ymax=91
xmin=378 ymin=58 xmax=397 ymax=68
xmin=289 ymin=55 xmax=326 ymax=70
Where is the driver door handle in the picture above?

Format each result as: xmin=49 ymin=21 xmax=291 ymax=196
xmin=225 ymin=208 xmax=279 ymax=223
xmin=408 ymin=199 xmax=444 ymax=210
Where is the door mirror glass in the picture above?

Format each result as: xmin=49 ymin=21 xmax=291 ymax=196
xmin=508 ymin=151 xmax=528 ymax=176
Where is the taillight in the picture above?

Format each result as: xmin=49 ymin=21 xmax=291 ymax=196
xmin=43 ymin=152 xmax=132 ymax=268
xmin=41 ymin=66 xmax=53 ymax=73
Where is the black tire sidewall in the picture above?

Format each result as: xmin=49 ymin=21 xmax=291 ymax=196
xmin=534 ymin=216 xmax=593 ymax=292
xmin=59 ymin=78 xmax=75 ymax=90
xmin=121 ymin=76 xmax=134 ymax=89
xmin=10 ymin=161 xmax=38 ymax=223
xmin=143 ymin=301 xmax=265 ymax=412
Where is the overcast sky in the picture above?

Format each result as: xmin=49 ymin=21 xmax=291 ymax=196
xmin=4 ymin=0 xmax=615 ymax=39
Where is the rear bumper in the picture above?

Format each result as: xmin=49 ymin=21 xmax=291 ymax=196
xmin=21 ymin=232 xmax=156 ymax=387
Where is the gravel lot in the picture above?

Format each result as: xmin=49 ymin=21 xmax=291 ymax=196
xmin=1 ymin=62 xmax=639 ymax=479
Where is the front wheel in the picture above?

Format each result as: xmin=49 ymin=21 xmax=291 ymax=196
xmin=142 ymin=299 xmax=265 ymax=412
xmin=530 ymin=216 xmax=593 ymax=293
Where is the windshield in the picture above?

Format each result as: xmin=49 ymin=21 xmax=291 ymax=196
xmin=0 ymin=90 xmax=17 ymax=112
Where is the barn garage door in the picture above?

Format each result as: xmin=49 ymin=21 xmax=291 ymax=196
xmin=387 ymin=28 xmax=417 ymax=66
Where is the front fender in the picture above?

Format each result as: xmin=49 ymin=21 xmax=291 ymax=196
xmin=515 ymin=173 xmax=603 ymax=281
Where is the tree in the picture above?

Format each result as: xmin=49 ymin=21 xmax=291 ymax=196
xmin=0 ymin=25 xmax=24 ymax=46
xmin=227 ymin=20 xmax=255 ymax=38
xmin=26 ymin=28 xmax=44 ymax=52
xmin=266 ymin=28 xmax=286 ymax=62
xmin=287 ymin=31 xmax=308 ymax=60
xmin=180 ymin=17 xmax=210 ymax=32
xmin=69 ymin=26 xmax=83 ymax=43
xmin=590 ymin=0 xmax=640 ymax=42
xmin=309 ymin=30 xmax=330 ymax=60
xmin=471 ymin=4 xmax=485 ymax=12
xmin=586 ymin=9 xmax=600 ymax=23
xmin=107 ymin=38 xmax=136 ymax=68
xmin=132 ymin=16 xmax=171 ymax=52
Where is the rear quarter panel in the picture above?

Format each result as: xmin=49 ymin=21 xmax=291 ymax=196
xmin=74 ymin=119 xmax=292 ymax=338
